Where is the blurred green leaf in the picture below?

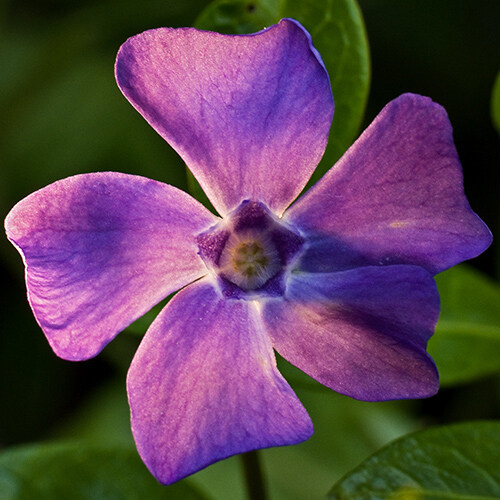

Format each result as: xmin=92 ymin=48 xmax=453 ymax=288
xmin=0 ymin=442 xmax=210 ymax=500
xmin=428 ymin=265 xmax=500 ymax=386
xmin=0 ymin=52 xmax=186 ymax=195
xmin=48 ymin=349 xmax=417 ymax=500
xmin=492 ymin=71 xmax=500 ymax=136
xmin=195 ymin=0 xmax=370 ymax=187
xmin=51 ymin=379 xmax=248 ymax=500
xmin=124 ymin=298 xmax=171 ymax=337
xmin=262 ymin=359 xmax=418 ymax=499
xmin=51 ymin=379 xmax=134 ymax=446
xmin=329 ymin=421 xmax=500 ymax=499
xmin=0 ymin=5 xmax=198 ymax=233
xmin=188 ymin=358 xmax=418 ymax=500
xmin=186 ymin=169 xmax=216 ymax=214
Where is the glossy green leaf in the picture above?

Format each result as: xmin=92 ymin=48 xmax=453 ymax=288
xmin=329 ymin=421 xmax=500 ymax=499
xmin=0 ymin=442 xmax=209 ymax=500
xmin=263 ymin=367 xmax=418 ymax=500
xmin=189 ymin=358 xmax=418 ymax=500
xmin=194 ymin=0 xmax=370 ymax=187
xmin=195 ymin=0 xmax=279 ymax=34
xmin=428 ymin=266 xmax=500 ymax=386
xmin=492 ymin=71 xmax=500 ymax=135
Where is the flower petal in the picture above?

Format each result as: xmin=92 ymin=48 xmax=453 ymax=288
xmin=5 ymin=172 xmax=217 ymax=360
xmin=115 ymin=18 xmax=333 ymax=216
xmin=286 ymin=93 xmax=492 ymax=275
xmin=127 ymin=278 xmax=312 ymax=485
xmin=262 ymin=266 xmax=440 ymax=401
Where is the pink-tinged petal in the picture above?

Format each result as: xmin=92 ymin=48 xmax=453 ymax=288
xmin=115 ymin=19 xmax=333 ymax=217
xmin=263 ymin=266 xmax=439 ymax=401
xmin=5 ymin=172 xmax=217 ymax=361
xmin=127 ymin=278 xmax=312 ymax=485
xmin=286 ymin=93 xmax=492 ymax=275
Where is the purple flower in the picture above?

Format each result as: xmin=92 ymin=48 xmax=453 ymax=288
xmin=5 ymin=19 xmax=491 ymax=485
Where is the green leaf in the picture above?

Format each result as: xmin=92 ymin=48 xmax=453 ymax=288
xmin=49 ymin=359 xmax=418 ymax=500
xmin=329 ymin=421 xmax=500 ymax=500
xmin=428 ymin=265 xmax=500 ymax=386
xmin=0 ymin=442 xmax=210 ymax=500
xmin=282 ymin=0 xmax=371 ymax=185
xmin=189 ymin=356 xmax=417 ymax=500
xmin=492 ymin=71 xmax=500 ymax=136
xmin=260 ymin=365 xmax=418 ymax=500
xmin=195 ymin=0 xmax=280 ymax=34
xmin=194 ymin=0 xmax=370 ymax=186
xmin=124 ymin=298 xmax=170 ymax=337
xmin=186 ymin=169 xmax=217 ymax=214
xmin=0 ymin=18 xmax=189 ymax=232
xmin=51 ymin=380 xmax=134 ymax=446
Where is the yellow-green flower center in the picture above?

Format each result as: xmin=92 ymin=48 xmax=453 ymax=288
xmin=232 ymin=241 xmax=269 ymax=277
xmin=219 ymin=233 xmax=280 ymax=290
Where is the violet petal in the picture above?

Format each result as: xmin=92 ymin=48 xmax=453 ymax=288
xmin=127 ymin=278 xmax=313 ymax=485
xmin=263 ymin=265 xmax=440 ymax=401
xmin=5 ymin=172 xmax=217 ymax=360
xmin=286 ymin=93 xmax=492 ymax=275
xmin=115 ymin=18 xmax=333 ymax=216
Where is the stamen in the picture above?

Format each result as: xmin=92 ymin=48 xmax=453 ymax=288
xmin=219 ymin=231 xmax=280 ymax=290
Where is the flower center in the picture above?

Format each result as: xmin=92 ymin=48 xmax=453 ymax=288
xmin=218 ymin=232 xmax=280 ymax=290
xmin=196 ymin=200 xmax=304 ymax=296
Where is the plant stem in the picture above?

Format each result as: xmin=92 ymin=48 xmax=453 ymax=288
xmin=240 ymin=450 xmax=267 ymax=500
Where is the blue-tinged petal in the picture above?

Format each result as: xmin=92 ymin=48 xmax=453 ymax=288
xmin=263 ymin=266 xmax=440 ymax=401
xmin=5 ymin=172 xmax=217 ymax=361
xmin=127 ymin=278 xmax=312 ymax=485
xmin=286 ymin=93 xmax=492 ymax=275
xmin=115 ymin=19 xmax=333 ymax=217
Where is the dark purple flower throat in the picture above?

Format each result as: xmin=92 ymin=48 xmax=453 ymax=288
xmin=197 ymin=200 xmax=304 ymax=297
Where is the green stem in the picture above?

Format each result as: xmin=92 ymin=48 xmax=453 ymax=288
xmin=240 ymin=450 xmax=268 ymax=500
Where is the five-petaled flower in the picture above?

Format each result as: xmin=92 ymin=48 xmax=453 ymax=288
xmin=4 ymin=19 xmax=491 ymax=485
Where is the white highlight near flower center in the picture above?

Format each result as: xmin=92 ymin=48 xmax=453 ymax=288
xmin=218 ymin=231 xmax=280 ymax=290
